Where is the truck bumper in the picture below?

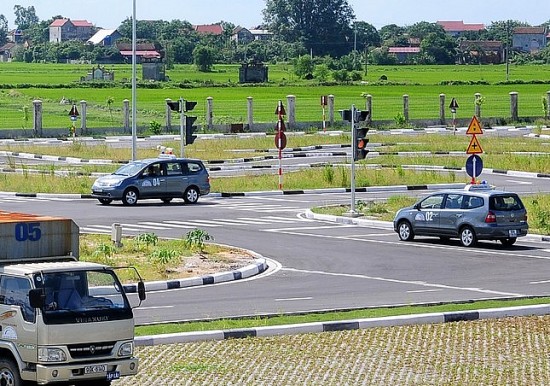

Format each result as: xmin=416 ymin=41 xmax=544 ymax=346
xmin=34 ymin=357 xmax=138 ymax=385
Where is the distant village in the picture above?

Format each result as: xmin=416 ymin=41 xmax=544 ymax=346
xmin=0 ymin=16 xmax=548 ymax=66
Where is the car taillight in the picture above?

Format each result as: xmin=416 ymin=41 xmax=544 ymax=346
xmin=485 ymin=211 xmax=496 ymax=223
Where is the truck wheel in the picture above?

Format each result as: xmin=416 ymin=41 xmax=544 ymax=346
xmin=0 ymin=358 xmax=22 ymax=386
xmin=184 ymin=187 xmax=199 ymax=204
xmin=122 ymin=188 xmax=139 ymax=206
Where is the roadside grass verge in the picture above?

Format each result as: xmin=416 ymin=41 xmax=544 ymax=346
xmin=134 ymin=296 xmax=550 ymax=335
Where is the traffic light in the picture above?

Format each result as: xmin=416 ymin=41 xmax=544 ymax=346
xmin=339 ymin=109 xmax=352 ymax=121
xmin=183 ymin=100 xmax=197 ymax=112
xmin=354 ymin=127 xmax=369 ymax=160
xmin=354 ymin=110 xmax=370 ymax=161
xmin=167 ymin=100 xmax=181 ymax=112
xmin=185 ymin=116 xmax=198 ymax=145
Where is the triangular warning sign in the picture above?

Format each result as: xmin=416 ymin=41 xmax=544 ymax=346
xmin=466 ymin=115 xmax=483 ymax=135
xmin=466 ymin=135 xmax=483 ymax=154
xmin=68 ymin=104 xmax=79 ymax=117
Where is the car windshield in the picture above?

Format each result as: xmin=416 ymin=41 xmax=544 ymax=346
xmin=35 ymin=270 xmax=132 ymax=325
xmin=113 ymin=162 xmax=147 ymax=176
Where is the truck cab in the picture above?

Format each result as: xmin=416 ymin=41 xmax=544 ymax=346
xmin=0 ymin=212 xmax=145 ymax=385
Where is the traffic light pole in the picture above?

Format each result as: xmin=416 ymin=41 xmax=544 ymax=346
xmin=349 ymin=104 xmax=357 ymax=216
xmin=179 ymin=97 xmax=185 ymax=157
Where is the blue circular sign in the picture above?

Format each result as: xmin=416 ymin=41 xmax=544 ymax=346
xmin=465 ymin=155 xmax=483 ymax=178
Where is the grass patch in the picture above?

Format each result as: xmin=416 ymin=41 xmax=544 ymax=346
xmin=135 ymin=297 xmax=550 ymax=335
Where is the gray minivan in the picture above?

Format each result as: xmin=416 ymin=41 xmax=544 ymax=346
xmin=393 ymin=184 xmax=528 ymax=247
xmin=91 ymin=155 xmax=210 ymax=205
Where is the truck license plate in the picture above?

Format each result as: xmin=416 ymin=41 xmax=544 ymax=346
xmin=84 ymin=364 xmax=107 ymax=374
xmin=509 ymin=229 xmax=518 ymax=237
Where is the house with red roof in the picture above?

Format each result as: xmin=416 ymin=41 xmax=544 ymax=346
xmin=437 ymin=21 xmax=485 ymax=37
xmin=194 ymin=24 xmax=224 ymax=35
xmin=49 ymin=18 xmax=94 ymax=43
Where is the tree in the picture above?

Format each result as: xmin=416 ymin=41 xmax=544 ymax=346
xmin=353 ymin=21 xmax=381 ymax=49
xmin=193 ymin=45 xmax=215 ymax=72
xmin=0 ymin=15 xmax=8 ymax=45
xmin=13 ymin=5 xmax=39 ymax=30
xmin=406 ymin=21 xmax=445 ymax=40
xmin=294 ymin=55 xmax=314 ymax=78
xmin=419 ymin=32 xmax=457 ymax=64
xmin=263 ymin=0 xmax=355 ymax=57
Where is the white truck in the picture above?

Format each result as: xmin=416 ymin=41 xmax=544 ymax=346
xmin=0 ymin=211 xmax=145 ymax=385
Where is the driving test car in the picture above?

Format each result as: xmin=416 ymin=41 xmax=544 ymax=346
xmin=393 ymin=184 xmax=528 ymax=247
xmin=91 ymin=154 xmax=210 ymax=205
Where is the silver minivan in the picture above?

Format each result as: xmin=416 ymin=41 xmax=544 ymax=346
xmin=393 ymin=184 xmax=528 ymax=247
xmin=91 ymin=155 xmax=210 ymax=206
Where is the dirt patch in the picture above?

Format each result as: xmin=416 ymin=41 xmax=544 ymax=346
xmin=169 ymin=248 xmax=258 ymax=278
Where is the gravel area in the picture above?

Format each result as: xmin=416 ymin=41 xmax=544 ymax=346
xmin=114 ymin=315 xmax=550 ymax=385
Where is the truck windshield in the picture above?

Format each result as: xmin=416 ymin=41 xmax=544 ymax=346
xmin=35 ymin=270 xmax=133 ymax=325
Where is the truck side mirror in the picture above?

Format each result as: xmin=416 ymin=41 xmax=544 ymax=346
xmin=137 ymin=281 xmax=146 ymax=302
xmin=29 ymin=289 xmax=44 ymax=309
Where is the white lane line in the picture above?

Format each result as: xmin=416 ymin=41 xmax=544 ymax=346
xmin=163 ymin=220 xmax=221 ymax=227
xmin=505 ymin=179 xmax=532 ymax=185
xmin=275 ymin=297 xmax=314 ymax=302
xmin=283 ymin=267 xmax=525 ymax=297
xmin=530 ymin=279 xmax=550 ymax=284
xmin=136 ymin=306 xmax=175 ymax=310
xmin=407 ymin=289 xmax=443 ymax=293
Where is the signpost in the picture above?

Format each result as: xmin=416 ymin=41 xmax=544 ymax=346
xmin=449 ymin=98 xmax=459 ymax=134
xmin=275 ymin=100 xmax=286 ymax=190
xmin=321 ymin=95 xmax=328 ymax=132
xmin=465 ymin=115 xmax=484 ymax=183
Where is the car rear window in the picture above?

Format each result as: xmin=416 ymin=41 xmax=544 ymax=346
xmin=489 ymin=195 xmax=524 ymax=211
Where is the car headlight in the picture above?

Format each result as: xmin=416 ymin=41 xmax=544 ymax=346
xmin=38 ymin=347 xmax=67 ymax=362
xmin=118 ymin=341 xmax=134 ymax=357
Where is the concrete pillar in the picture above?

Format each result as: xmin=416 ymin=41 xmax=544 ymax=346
xmin=206 ymin=97 xmax=214 ymax=130
xmin=247 ymin=97 xmax=254 ymax=130
xmin=80 ymin=100 xmax=87 ymax=135
xmin=165 ymin=98 xmax=172 ymax=132
xmin=439 ymin=93 xmax=446 ymax=125
xmin=510 ymin=92 xmax=518 ymax=122
xmin=546 ymin=91 xmax=550 ymax=119
xmin=365 ymin=94 xmax=372 ymax=124
xmin=286 ymin=95 xmax=296 ymax=129
xmin=328 ymin=94 xmax=335 ymax=126
xmin=474 ymin=93 xmax=482 ymax=119
xmin=123 ymin=99 xmax=130 ymax=133
xmin=33 ymin=99 xmax=42 ymax=137
xmin=403 ymin=94 xmax=409 ymax=121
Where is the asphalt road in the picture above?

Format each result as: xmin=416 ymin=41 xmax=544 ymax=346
xmin=2 ymin=170 xmax=550 ymax=325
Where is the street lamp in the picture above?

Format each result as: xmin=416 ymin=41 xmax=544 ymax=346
xmin=131 ymin=0 xmax=137 ymax=160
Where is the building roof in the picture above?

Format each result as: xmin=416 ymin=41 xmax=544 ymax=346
xmin=49 ymin=18 xmax=93 ymax=28
xmin=194 ymin=24 xmax=224 ymax=35
xmin=437 ymin=21 xmax=485 ymax=32
xmin=388 ymin=47 xmax=421 ymax=54
xmin=116 ymin=42 xmax=157 ymax=51
xmin=0 ymin=42 xmax=16 ymax=52
xmin=88 ymin=29 xmax=118 ymax=45
xmin=119 ymin=50 xmax=161 ymax=58
xmin=513 ymin=27 xmax=547 ymax=34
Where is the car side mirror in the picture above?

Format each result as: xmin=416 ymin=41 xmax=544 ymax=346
xmin=137 ymin=281 xmax=146 ymax=301
xmin=29 ymin=289 xmax=44 ymax=309
xmin=414 ymin=203 xmax=421 ymax=210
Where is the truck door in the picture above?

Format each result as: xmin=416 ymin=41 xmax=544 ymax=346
xmin=0 ymin=276 xmax=37 ymax=363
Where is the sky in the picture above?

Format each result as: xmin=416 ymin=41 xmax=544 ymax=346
xmin=0 ymin=0 xmax=548 ymax=30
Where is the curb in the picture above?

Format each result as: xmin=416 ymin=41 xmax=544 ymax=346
xmin=135 ymin=304 xmax=550 ymax=346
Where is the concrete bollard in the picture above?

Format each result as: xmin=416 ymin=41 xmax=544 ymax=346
xmin=80 ymin=100 xmax=87 ymax=135
xmin=286 ymin=95 xmax=296 ymax=129
xmin=206 ymin=97 xmax=214 ymax=130
xmin=439 ymin=94 xmax=446 ymax=125
xmin=123 ymin=99 xmax=130 ymax=133
xmin=33 ymin=100 xmax=42 ymax=137
xmin=510 ymin=92 xmax=518 ymax=122
xmin=403 ymin=94 xmax=409 ymax=121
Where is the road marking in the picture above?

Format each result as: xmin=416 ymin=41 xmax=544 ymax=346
xmin=407 ymin=289 xmax=443 ymax=293
xmin=283 ymin=267 xmax=525 ymax=297
xmin=530 ymin=279 xmax=550 ymax=284
xmin=136 ymin=306 xmax=175 ymax=310
xmin=505 ymin=179 xmax=532 ymax=185
xmin=275 ymin=297 xmax=313 ymax=302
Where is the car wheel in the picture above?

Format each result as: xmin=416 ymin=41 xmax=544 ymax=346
xmin=500 ymin=237 xmax=517 ymax=246
xmin=184 ymin=187 xmax=199 ymax=204
xmin=122 ymin=188 xmax=139 ymax=206
xmin=397 ymin=221 xmax=414 ymax=241
xmin=98 ymin=198 xmax=113 ymax=205
xmin=0 ymin=358 xmax=23 ymax=386
xmin=161 ymin=198 xmax=172 ymax=204
xmin=459 ymin=226 xmax=477 ymax=247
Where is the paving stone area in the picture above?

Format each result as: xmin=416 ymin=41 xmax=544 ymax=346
xmin=115 ymin=315 xmax=549 ymax=385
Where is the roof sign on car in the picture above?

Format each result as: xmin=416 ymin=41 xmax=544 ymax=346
xmin=464 ymin=183 xmax=493 ymax=191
